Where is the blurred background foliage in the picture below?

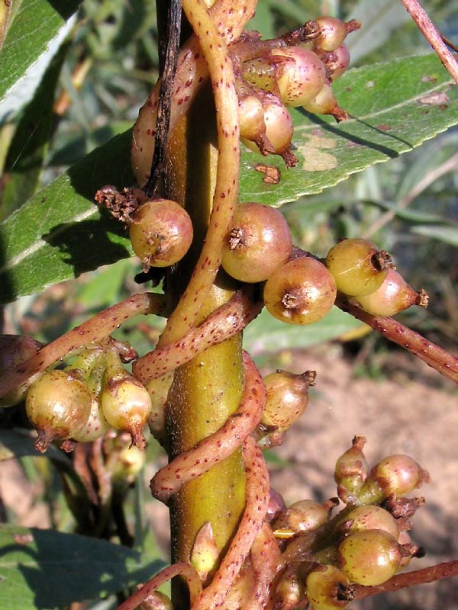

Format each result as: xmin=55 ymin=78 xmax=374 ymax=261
xmin=0 ymin=2 xmax=458 ymax=606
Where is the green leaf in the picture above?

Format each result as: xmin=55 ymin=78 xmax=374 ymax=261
xmin=1 ymin=42 xmax=70 ymax=220
xmin=0 ymin=0 xmax=80 ymax=119
xmin=240 ymin=54 xmax=458 ymax=205
xmin=0 ymin=524 xmax=166 ymax=609
xmin=243 ymin=306 xmax=364 ymax=356
xmin=1 ymin=54 xmax=458 ymax=303
xmin=0 ymin=130 xmax=134 ymax=305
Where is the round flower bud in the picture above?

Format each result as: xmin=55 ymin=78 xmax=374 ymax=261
xmin=129 ymin=199 xmax=193 ymax=271
xmin=271 ymin=47 xmax=327 ymax=107
xmin=26 ymin=370 xmax=92 ymax=453
xmin=338 ymin=530 xmax=402 ymax=586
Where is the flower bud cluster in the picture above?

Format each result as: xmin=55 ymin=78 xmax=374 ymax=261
xmin=268 ymin=437 xmax=428 ymax=609
xmin=23 ymin=341 xmax=152 ymax=453
xmin=234 ymin=17 xmax=360 ymax=164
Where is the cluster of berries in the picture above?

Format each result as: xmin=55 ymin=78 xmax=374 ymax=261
xmin=269 ymin=437 xmax=430 ymax=609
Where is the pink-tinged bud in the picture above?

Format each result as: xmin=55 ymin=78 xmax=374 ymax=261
xmin=334 ymin=436 xmax=369 ymax=505
xmin=261 ymin=369 xmax=315 ymax=432
xmin=351 ymin=269 xmax=428 ymax=317
xmin=271 ymin=46 xmax=327 ymax=107
xmin=328 ymin=44 xmax=350 ymax=80
xmin=357 ymin=454 xmax=430 ymax=504
xmin=302 ymin=82 xmax=348 ymax=121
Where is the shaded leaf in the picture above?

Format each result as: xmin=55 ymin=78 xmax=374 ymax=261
xmin=0 ymin=130 xmax=134 ymax=305
xmin=411 ymin=224 xmax=458 ymax=246
xmin=0 ymin=524 xmax=166 ymax=609
xmin=1 ymin=42 xmax=70 ymax=220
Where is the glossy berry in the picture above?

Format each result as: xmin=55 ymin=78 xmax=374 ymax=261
xmin=221 ymin=202 xmax=292 ymax=283
xmin=328 ymin=44 xmax=350 ymax=80
xmin=273 ymin=498 xmax=336 ymax=538
xmin=338 ymin=529 xmax=402 ymax=586
xmin=351 ymin=269 xmax=428 ymax=317
xmin=71 ymin=395 xmax=110 ymax=443
xmin=357 ymin=454 xmax=430 ymax=504
xmin=306 ymin=565 xmax=353 ymax=610
xmin=326 ymin=238 xmax=394 ymax=297
xmin=101 ymin=375 xmax=152 ymax=450
xmin=129 ymin=199 xmax=193 ymax=271
xmin=264 ymin=257 xmax=337 ymax=325
xmin=271 ymin=46 xmax=326 ymax=107
xmin=26 ymin=370 xmax=92 ymax=453
xmin=238 ymin=94 xmax=266 ymax=142
xmin=261 ymin=369 xmax=315 ymax=430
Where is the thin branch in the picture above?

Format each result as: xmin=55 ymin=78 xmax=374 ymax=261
xmin=401 ymin=0 xmax=458 ymax=84
xmin=353 ymin=560 xmax=458 ymax=599
xmin=364 ymin=151 xmax=458 ymax=239
xmin=336 ymin=294 xmax=458 ymax=384
xmin=144 ymin=0 xmax=182 ymax=197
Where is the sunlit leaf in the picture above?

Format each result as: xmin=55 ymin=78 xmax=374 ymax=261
xmin=240 ymin=54 xmax=458 ymax=205
xmin=1 ymin=54 xmax=457 ymax=303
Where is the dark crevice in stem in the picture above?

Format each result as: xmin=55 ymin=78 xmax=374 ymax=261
xmin=145 ymin=0 xmax=182 ymax=198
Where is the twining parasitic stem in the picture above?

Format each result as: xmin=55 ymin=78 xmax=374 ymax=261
xmin=133 ymin=288 xmax=263 ymax=384
xmin=150 ymin=350 xmax=266 ymax=503
xmin=117 ymin=562 xmax=202 ymax=610
xmin=336 ymin=294 xmax=458 ymax=384
xmin=0 ymin=293 xmax=166 ymax=402
xmin=157 ymin=0 xmax=245 ymax=347
xmin=193 ymin=436 xmax=270 ymax=609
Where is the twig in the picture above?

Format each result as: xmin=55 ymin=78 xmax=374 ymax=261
xmin=401 ymin=0 xmax=458 ymax=84
xmin=336 ymin=294 xmax=458 ymax=384
xmin=353 ymin=560 xmax=458 ymax=599
xmin=144 ymin=0 xmax=182 ymax=197
xmin=363 ymin=151 xmax=458 ymax=239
